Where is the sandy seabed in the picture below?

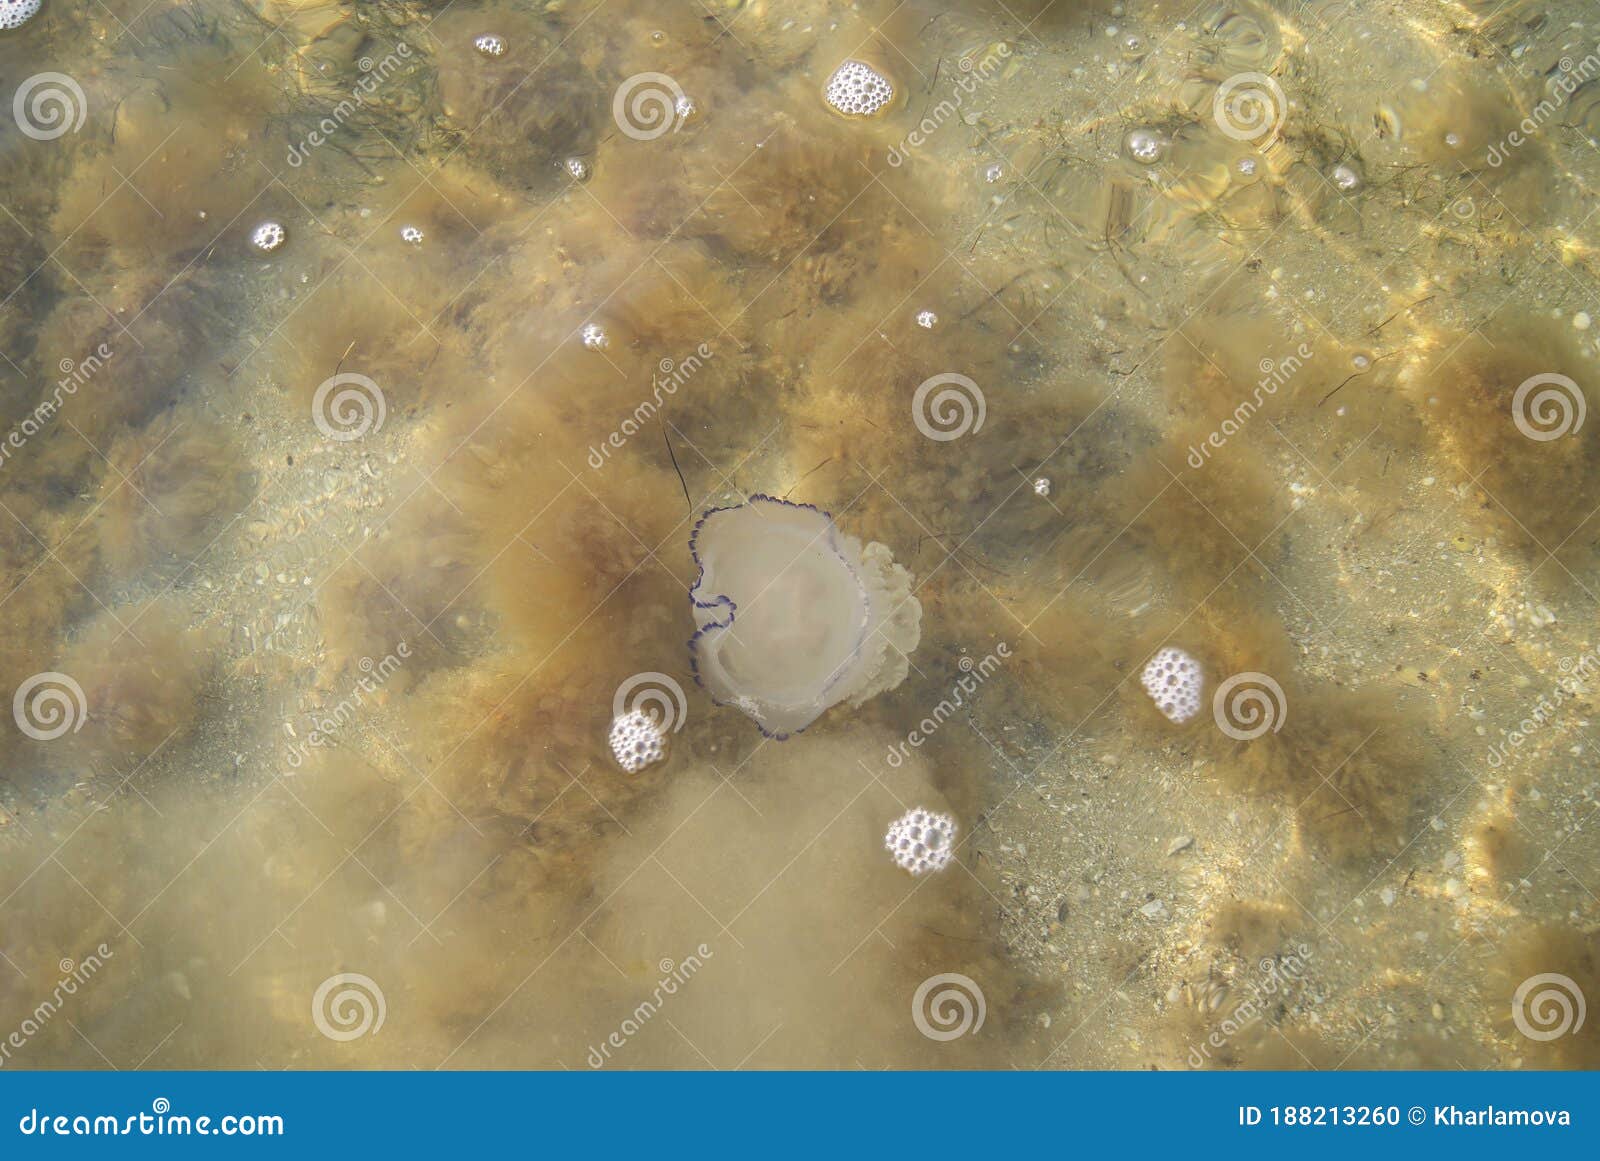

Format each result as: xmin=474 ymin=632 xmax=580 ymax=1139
xmin=0 ymin=0 xmax=1598 ymax=1069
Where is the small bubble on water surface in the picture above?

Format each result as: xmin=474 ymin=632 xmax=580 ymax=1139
xmin=1125 ymin=129 xmax=1167 ymax=164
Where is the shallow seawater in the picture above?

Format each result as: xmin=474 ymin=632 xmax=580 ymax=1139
xmin=1 ymin=0 xmax=1598 ymax=1070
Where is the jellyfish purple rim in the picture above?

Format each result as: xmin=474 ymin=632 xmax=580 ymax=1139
xmin=687 ymin=493 xmax=873 ymax=741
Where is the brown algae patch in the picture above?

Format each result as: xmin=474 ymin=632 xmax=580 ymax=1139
xmin=0 ymin=0 xmax=1598 ymax=1074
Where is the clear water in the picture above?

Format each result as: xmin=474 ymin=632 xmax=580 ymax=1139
xmin=1 ymin=0 xmax=1598 ymax=1069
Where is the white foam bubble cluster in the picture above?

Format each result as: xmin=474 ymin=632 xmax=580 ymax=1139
xmin=1141 ymin=647 xmax=1203 ymax=723
xmin=608 ymin=709 xmax=666 ymax=773
xmin=0 ymin=0 xmax=41 ymax=31
xmin=824 ymin=60 xmax=894 ymax=117
xmin=251 ymin=221 xmax=286 ymax=253
xmin=885 ymin=807 xmax=956 ymax=876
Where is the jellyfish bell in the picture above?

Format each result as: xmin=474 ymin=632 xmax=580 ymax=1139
xmin=688 ymin=495 xmax=922 ymax=738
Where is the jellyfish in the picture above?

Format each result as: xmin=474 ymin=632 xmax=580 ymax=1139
xmin=688 ymin=495 xmax=921 ymax=738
